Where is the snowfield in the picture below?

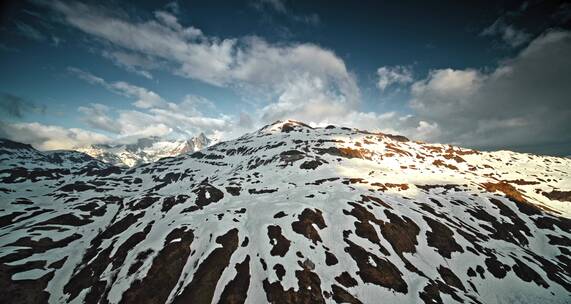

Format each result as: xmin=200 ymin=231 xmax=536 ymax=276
xmin=1 ymin=120 xmax=570 ymax=303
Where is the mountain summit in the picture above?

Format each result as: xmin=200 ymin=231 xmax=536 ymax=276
xmin=1 ymin=120 xmax=570 ymax=303
xmin=76 ymin=134 xmax=212 ymax=167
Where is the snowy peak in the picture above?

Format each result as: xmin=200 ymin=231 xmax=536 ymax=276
xmin=260 ymin=119 xmax=317 ymax=134
xmin=1 ymin=122 xmax=571 ymax=304
xmin=179 ymin=132 xmax=211 ymax=154
xmin=77 ymin=134 xmax=212 ymax=167
xmin=260 ymin=119 xmax=410 ymax=143
xmin=193 ymin=132 xmax=210 ymax=146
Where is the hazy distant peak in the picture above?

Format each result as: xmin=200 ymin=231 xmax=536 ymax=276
xmin=76 ymin=134 xmax=212 ymax=167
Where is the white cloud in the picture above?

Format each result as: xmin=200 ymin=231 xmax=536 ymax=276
xmin=153 ymin=10 xmax=203 ymax=39
xmin=327 ymin=111 xmax=440 ymax=143
xmin=258 ymin=73 xmax=352 ymax=124
xmin=37 ymin=1 xmax=571 ymax=155
xmin=101 ymin=50 xmax=156 ymax=79
xmin=48 ymin=1 xmax=351 ymax=111
xmin=410 ymin=68 xmax=483 ymax=118
xmin=111 ymin=82 xmax=167 ymax=109
xmin=77 ymin=103 xmax=121 ymax=133
xmin=48 ymin=0 xmax=235 ymax=86
xmin=68 ymin=67 xmax=105 ymax=86
xmin=178 ymin=95 xmax=216 ymax=113
xmin=0 ymin=121 xmax=110 ymax=150
xmin=69 ymin=67 xmax=167 ymax=109
xmin=54 ymin=3 xmax=419 ymax=145
xmin=376 ymin=65 xmax=413 ymax=91
xmin=114 ymin=111 xmax=173 ymax=140
xmin=231 ymin=38 xmax=359 ymax=108
xmin=109 ymin=107 xmax=232 ymax=143
xmin=408 ymin=29 xmax=571 ymax=152
xmin=69 ymin=68 xmax=234 ymax=141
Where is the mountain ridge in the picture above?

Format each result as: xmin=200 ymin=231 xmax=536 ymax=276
xmin=75 ymin=133 xmax=212 ymax=167
xmin=1 ymin=120 xmax=570 ymax=303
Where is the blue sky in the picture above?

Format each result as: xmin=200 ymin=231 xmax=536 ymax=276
xmin=0 ymin=0 xmax=570 ymax=155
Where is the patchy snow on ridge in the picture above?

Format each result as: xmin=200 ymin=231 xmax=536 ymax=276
xmin=1 ymin=120 xmax=570 ymax=304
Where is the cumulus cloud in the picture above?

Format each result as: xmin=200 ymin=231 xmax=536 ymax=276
xmin=376 ymin=65 xmax=414 ymax=91
xmin=49 ymin=0 xmax=360 ymax=139
xmin=47 ymin=0 xmax=235 ymax=85
xmin=112 ymin=82 xmax=168 ymax=109
xmin=258 ymin=73 xmax=353 ymax=124
xmin=75 ymin=100 xmax=232 ymax=145
xmin=48 ymin=2 xmax=419 ymax=144
xmin=231 ymin=38 xmax=359 ymax=109
xmin=410 ymin=69 xmax=483 ymax=119
xmin=0 ymin=121 xmax=110 ymax=150
xmin=69 ymin=68 xmax=233 ymax=142
xmin=409 ymin=30 xmax=571 ymax=153
xmin=102 ymin=107 xmax=231 ymax=144
xmin=47 ymin=1 xmax=349 ymax=117
xmin=27 ymin=1 xmax=570 ymax=155
xmin=112 ymin=111 xmax=173 ymax=140
xmin=77 ymin=103 xmax=121 ymax=133
xmin=481 ymin=18 xmax=531 ymax=48
xmin=0 ymin=91 xmax=111 ymax=151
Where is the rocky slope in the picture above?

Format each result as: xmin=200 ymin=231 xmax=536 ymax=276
xmin=1 ymin=120 xmax=570 ymax=304
xmin=76 ymin=134 xmax=211 ymax=167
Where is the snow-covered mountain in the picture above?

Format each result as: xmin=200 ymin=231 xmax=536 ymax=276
xmin=1 ymin=120 xmax=570 ymax=304
xmin=76 ymin=133 xmax=211 ymax=167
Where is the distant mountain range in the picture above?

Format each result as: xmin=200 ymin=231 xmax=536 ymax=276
xmin=1 ymin=120 xmax=570 ymax=303
xmin=76 ymin=133 xmax=211 ymax=167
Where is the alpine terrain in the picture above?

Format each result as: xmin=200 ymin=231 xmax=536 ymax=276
xmin=1 ymin=120 xmax=570 ymax=304
xmin=76 ymin=134 xmax=211 ymax=167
